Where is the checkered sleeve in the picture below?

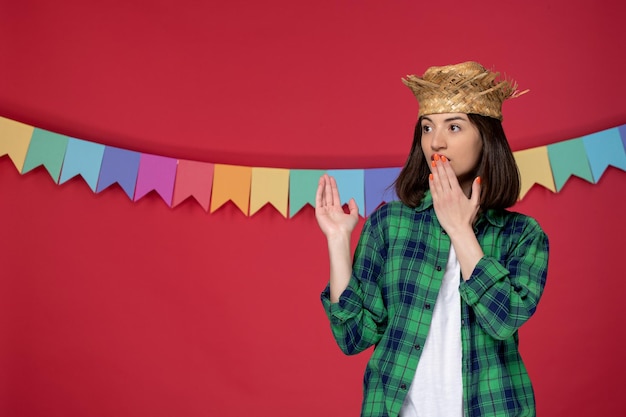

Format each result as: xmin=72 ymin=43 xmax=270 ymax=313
xmin=459 ymin=215 xmax=549 ymax=340
xmin=321 ymin=210 xmax=388 ymax=355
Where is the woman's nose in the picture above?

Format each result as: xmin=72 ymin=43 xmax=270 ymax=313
xmin=430 ymin=131 xmax=446 ymax=150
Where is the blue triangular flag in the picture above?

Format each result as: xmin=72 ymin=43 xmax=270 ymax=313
xmin=326 ymin=169 xmax=365 ymax=217
xmin=582 ymin=128 xmax=626 ymax=182
xmin=59 ymin=138 xmax=105 ymax=191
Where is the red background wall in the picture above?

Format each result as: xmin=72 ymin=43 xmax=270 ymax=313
xmin=1 ymin=1 xmax=625 ymax=416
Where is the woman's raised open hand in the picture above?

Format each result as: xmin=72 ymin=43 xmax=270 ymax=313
xmin=315 ymin=174 xmax=359 ymax=239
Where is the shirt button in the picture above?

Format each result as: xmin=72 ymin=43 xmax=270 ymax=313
xmin=442 ymin=229 xmax=447 ymax=235
xmin=425 ymin=303 xmax=431 ymax=310
xmin=436 ymin=266 xmax=442 ymax=271
xmin=414 ymin=344 xmax=421 ymax=350
xmin=461 ymin=319 xmax=465 ymax=325
xmin=400 ymin=384 xmax=407 ymax=390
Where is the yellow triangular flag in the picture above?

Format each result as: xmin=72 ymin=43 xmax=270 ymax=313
xmin=513 ymin=146 xmax=556 ymax=200
xmin=250 ymin=167 xmax=289 ymax=217
xmin=0 ymin=116 xmax=34 ymax=172
xmin=210 ymin=164 xmax=252 ymax=215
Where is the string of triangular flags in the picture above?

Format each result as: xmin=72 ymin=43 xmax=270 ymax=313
xmin=1 ymin=115 xmax=625 ymax=218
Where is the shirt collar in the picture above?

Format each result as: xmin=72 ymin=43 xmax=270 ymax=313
xmin=415 ymin=190 xmax=506 ymax=228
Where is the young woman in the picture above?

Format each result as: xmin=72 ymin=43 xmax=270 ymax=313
xmin=315 ymin=62 xmax=549 ymax=417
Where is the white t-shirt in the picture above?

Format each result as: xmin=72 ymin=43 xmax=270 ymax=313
xmin=399 ymin=244 xmax=463 ymax=417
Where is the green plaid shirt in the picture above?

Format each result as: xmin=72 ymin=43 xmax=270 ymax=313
xmin=321 ymin=192 xmax=549 ymax=417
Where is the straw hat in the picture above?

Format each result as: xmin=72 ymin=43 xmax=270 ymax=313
xmin=402 ymin=61 xmax=528 ymax=120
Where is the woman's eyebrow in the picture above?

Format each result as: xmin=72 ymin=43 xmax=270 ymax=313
xmin=422 ymin=116 xmax=468 ymax=123
xmin=444 ymin=116 xmax=467 ymax=122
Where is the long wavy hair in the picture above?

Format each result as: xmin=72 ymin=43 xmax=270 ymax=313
xmin=394 ymin=114 xmax=521 ymax=210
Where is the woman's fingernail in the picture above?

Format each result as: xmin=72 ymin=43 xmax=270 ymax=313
xmin=441 ymin=155 xmax=447 ymax=162
xmin=476 ymin=177 xmax=481 ymax=184
xmin=433 ymin=154 xmax=440 ymax=161
xmin=431 ymin=160 xmax=436 ymax=168
xmin=429 ymin=173 xmax=433 ymax=180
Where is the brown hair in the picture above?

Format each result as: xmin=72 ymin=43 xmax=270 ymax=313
xmin=394 ymin=114 xmax=520 ymax=210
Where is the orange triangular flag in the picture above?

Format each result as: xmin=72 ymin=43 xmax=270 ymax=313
xmin=210 ymin=164 xmax=252 ymax=215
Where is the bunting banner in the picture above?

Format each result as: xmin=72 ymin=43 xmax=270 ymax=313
xmin=172 ymin=160 xmax=214 ymax=211
xmin=250 ymin=168 xmax=290 ymax=217
xmin=513 ymin=146 xmax=556 ymax=198
xmin=1 ymin=115 xmax=625 ymax=218
xmin=134 ymin=154 xmax=178 ymax=205
xmin=21 ymin=128 xmax=69 ymax=183
xmin=97 ymin=147 xmax=141 ymax=199
xmin=60 ymin=138 xmax=105 ymax=191
xmin=210 ymin=164 xmax=252 ymax=215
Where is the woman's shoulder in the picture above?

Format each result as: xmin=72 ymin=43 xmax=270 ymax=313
xmin=500 ymin=209 xmax=541 ymax=224
xmin=365 ymin=200 xmax=431 ymax=236
xmin=368 ymin=200 xmax=415 ymax=221
xmin=491 ymin=209 xmax=547 ymax=237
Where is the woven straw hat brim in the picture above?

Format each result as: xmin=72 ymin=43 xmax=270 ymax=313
xmin=402 ymin=61 xmax=527 ymax=120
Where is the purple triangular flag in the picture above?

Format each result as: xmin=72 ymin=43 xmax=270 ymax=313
xmin=364 ymin=167 xmax=401 ymax=216
xmin=96 ymin=146 xmax=141 ymax=199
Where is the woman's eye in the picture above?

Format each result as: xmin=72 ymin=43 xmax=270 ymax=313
xmin=450 ymin=125 xmax=460 ymax=132
xmin=422 ymin=125 xmax=432 ymax=133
